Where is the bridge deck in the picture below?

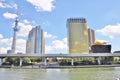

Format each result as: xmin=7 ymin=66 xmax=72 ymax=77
xmin=0 ymin=53 xmax=120 ymax=58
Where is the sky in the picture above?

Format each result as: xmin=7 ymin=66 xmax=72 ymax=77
xmin=0 ymin=0 xmax=120 ymax=54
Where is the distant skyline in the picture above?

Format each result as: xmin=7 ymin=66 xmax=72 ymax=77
xmin=0 ymin=0 xmax=120 ymax=53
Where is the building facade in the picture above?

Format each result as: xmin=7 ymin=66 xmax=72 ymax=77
xmin=67 ymin=18 xmax=89 ymax=54
xmin=26 ymin=26 xmax=45 ymax=54
xmin=88 ymin=28 xmax=95 ymax=48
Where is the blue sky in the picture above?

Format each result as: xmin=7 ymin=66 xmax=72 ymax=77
xmin=0 ymin=0 xmax=120 ymax=53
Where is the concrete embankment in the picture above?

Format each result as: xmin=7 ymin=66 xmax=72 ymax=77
xmin=1 ymin=64 xmax=120 ymax=69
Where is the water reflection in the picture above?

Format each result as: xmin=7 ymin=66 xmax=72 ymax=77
xmin=0 ymin=67 xmax=120 ymax=80
xmin=44 ymin=69 xmax=69 ymax=80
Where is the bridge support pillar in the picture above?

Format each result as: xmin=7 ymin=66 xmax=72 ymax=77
xmin=71 ymin=57 xmax=74 ymax=66
xmin=0 ymin=58 xmax=3 ymax=66
xmin=44 ymin=57 xmax=47 ymax=66
xmin=97 ymin=57 xmax=101 ymax=65
xmin=19 ymin=58 xmax=23 ymax=67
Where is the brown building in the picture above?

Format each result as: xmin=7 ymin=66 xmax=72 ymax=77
xmin=88 ymin=28 xmax=95 ymax=48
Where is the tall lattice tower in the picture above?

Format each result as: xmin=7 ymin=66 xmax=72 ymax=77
xmin=11 ymin=13 xmax=18 ymax=54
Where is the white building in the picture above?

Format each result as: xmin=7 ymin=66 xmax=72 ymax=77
xmin=26 ymin=26 xmax=45 ymax=54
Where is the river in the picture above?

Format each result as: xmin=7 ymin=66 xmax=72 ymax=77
xmin=0 ymin=67 xmax=120 ymax=80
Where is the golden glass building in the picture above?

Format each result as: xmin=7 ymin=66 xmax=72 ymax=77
xmin=67 ymin=18 xmax=89 ymax=54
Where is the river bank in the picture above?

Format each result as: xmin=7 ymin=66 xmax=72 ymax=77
xmin=1 ymin=64 xmax=120 ymax=69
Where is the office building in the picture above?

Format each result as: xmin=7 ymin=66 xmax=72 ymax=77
xmin=91 ymin=45 xmax=111 ymax=53
xmin=7 ymin=50 xmax=12 ymax=54
xmin=67 ymin=18 xmax=89 ymax=54
xmin=88 ymin=28 xmax=95 ymax=48
xmin=26 ymin=26 xmax=45 ymax=54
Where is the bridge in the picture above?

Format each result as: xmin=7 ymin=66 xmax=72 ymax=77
xmin=0 ymin=53 xmax=120 ymax=67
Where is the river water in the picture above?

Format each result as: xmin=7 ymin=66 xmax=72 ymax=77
xmin=0 ymin=67 xmax=120 ymax=80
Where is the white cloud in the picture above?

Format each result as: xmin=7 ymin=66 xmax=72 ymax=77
xmin=18 ymin=21 xmax=33 ymax=37
xmin=16 ymin=39 xmax=26 ymax=53
xmin=52 ymin=38 xmax=67 ymax=50
xmin=0 ymin=38 xmax=12 ymax=46
xmin=23 ymin=19 xmax=30 ymax=24
xmin=45 ymin=38 xmax=68 ymax=53
xmin=96 ymin=23 xmax=120 ymax=38
xmin=10 ymin=19 xmax=33 ymax=37
xmin=0 ymin=1 xmax=4 ymax=8
xmin=3 ymin=12 xmax=17 ymax=19
xmin=26 ymin=0 xmax=55 ymax=12
xmin=0 ymin=37 xmax=26 ymax=53
xmin=12 ymin=4 xmax=18 ymax=9
xmin=0 ymin=47 xmax=10 ymax=54
xmin=0 ymin=1 xmax=18 ymax=9
xmin=45 ymin=45 xmax=53 ymax=52
xmin=0 ymin=37 xmax=12 ymax=53
xmin=0 ymin=34 xmax=3 ymax=38
xmin=44 ymin=32 xmax=57 ymax=39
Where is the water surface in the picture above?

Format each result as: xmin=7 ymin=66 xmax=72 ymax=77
xmin=0 ymin=67 xmax=120 ymax=80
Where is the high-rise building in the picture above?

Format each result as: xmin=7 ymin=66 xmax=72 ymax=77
xmin=26 ymin=26 xmax=45 ymax=54
xmin=88 ymin=28 xmax=95 ymax=48
xmin=67 ymin=18 xmax=89 ymax=54
xmin=7 ymin=50 xmax=12 ymax=54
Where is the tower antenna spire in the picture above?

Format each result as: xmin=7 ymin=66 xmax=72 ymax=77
xmin=11 ymin=7 xmax=19 ymax=54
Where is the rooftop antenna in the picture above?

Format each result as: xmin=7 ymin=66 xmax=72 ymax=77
xmin=11 ymin=7 xmax=19 ymax=54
